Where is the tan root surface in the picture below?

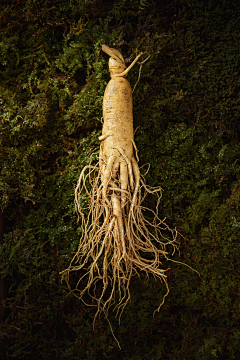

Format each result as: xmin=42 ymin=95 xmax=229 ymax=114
xmin=61 ymin=46 xmax=183 ymax=324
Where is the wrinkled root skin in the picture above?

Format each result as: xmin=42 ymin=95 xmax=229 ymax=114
xmin=62 ymin=146 xmax=179 ymax=320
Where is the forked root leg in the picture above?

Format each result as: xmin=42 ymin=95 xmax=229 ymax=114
xmin=61 ymin=152 xmax=180 ymax=320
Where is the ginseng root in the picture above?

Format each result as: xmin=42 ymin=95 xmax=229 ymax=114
xmin=61 ymin=45 xmax=179 ymax=320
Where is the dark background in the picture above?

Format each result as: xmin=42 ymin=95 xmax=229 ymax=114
xmin=0 ymin=0 xmax=240 ymax=358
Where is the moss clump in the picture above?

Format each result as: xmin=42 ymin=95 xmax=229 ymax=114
xmin=1 ymin=0 xmax=240 ymax=359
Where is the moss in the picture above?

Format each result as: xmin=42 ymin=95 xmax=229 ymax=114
xmin=0 ymin=0 xmax=240 ymax=358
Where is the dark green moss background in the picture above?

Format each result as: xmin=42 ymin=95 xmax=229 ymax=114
xmin=0 ymin=0 xmax=240 ymax=358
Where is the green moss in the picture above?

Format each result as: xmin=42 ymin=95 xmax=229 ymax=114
xmin=1 ymin=0 xmax=240 ymax=358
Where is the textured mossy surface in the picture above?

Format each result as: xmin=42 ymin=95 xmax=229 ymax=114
xmin=0 ymin=0 xmax=240 ymax=359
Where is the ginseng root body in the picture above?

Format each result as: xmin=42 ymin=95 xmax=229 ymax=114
xmin=62 ymin=45 xmax=178 ymax=319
